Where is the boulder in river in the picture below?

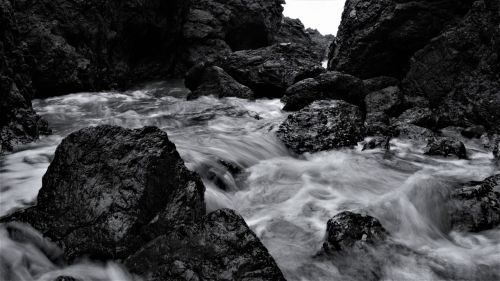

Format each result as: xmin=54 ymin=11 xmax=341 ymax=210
xmin=449 ymin=174 xmax=500 ymax=232
xmin=4 ymin=125 xmax=206 ymax=260
xmin=185 ymin=64 xmax=253 ymax=100
xmin=277 ymin=100 xmax=365 ymax=154
xmin=126 ymin=209 xmax=286 ymax=281
xmin=217 ymin=43 xmax=324 ymax=98
xmin=281 ymin=71 xmax=367 ymax=111
xmin=424 ymin=137 xmax=467 ymax=159
xmin=328 ymin=0 xmax=473 ymax=78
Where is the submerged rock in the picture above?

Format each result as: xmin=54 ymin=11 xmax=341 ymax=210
xmin=4 ymin=125 xmax=206 ymax=260
xmin=282 ymin=71 xmax=367 ymax=111
xmin=217 ymin=43 xmax=324 ymax=98
xmin=277 ymin=100 xmax=365 ymax=154
xmin=328 ymin=0 xmax=473 ymax=78
xmin=450 ymin=174 xmax=500 ymax=232
xmin=424 ymin=137 xmax=467 ymax=159
xmin=126 ymin=209 xmax=286 ymax=281
xmin=322 ymin=211 xmax=388 ymax=254
xmin=185 ymin=64 xmax=253 ymax=100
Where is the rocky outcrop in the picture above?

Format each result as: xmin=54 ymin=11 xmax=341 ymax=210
xmin=217 ymin=43 xmax=324 ymax=98
xmin=449 ymin=174 xmax=500 ymax=232
xmin=281 ymin=71 xmax=367 ymax=111
xmin=5 ymin=125 xmax=206 ymax=260
xmin=403 ymin=0 xmax=500 ymax=133
xmin=328 ymin=0 xmax=473 ymax=79
xmin=364 ymin=86 xmax=405 ymax=135
xmin=277 ymin=100 xmax=365 ymax=154
xmin=185 ymin=64 xmax=253 ymax=100
xmin=178 ymin=0 xmax=285 ymax=71
xmin=2 ymin=125 xmax=285 ymax=280
xmin=126 ymin=209 xmax=286 ymax=281
xmin=424 ymin=137 xmax=467 ymax=159
xmin=322 ymin=211 xmax=388 ymax=254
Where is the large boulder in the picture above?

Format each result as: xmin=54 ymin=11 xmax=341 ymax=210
xmin=424 ymin=137 xmax=467 ymax=159
xmin=185 ymin=64 xmax=253 ymax=100
xmin=449 ymin=174 xmax=500 ymax=232
xmin=4 ymin=125 xmax=206 ymax=260
xmin=126 ymin=209 xmax=286 ymax=281
xmin=277 ymin=100 xmax=365 ymax=154
xmin=328 ymin=0 xmax=473 ymax=79
xmin=281 ymin=71 xmax=368 ymax=111
xmin=217 ymin=43 xmax=324 ymax=98
xmin=178 ymin=0 xmax=285 ymax=71
xmin=402 ymin=0 xmax=500 ymax=133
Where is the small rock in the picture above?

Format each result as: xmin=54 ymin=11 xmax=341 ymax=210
xmin=461 ymin=125 xmax=486 ymax=139
xmin=362 ymin=136 xmax=390 ymax=151
xmin=424 ymin=137 xmax=467 ymax=159
xmin=277 ymin=100 xmax=365 ymax=154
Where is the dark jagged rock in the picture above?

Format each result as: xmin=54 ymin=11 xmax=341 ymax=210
xmin=392 ymin=123 xmax=435 ymax=143
xmin=185 ymin=64 xmax=253 ymax=100
xmin=126 ymin=209 xmax=286 ymax=281
xmin=424 ymin=137 xmax=467 ymax=159
xmin=277 ymin=100 xmax=365 ymax=154
xmin=364 ymin=86 xmax=405 ymax=135
xmin=0 ymin=0 xmax=50 ymax=153
xmin=328 ymin=0 xmax=473 ymax=79
xmin=322 ymin=211 xmax=388 ymax=254
xmin=282 ymin=71 xmax=367 ymax=111
xmin=363 ymin=76 xmax=399 ymax=92
xmin=217 ymin=43 xmax=323 ymax=98
xmin=394 ymin=107 xmax=434 ymax=129
xmin=362 ymin=136 xmax=391 ymax=151
xmin=450 ymin=174 xmax=500 ymax=232
xmin=178 ymin=0 xmax=285 ymax=71
xmin=4 ymin=125 xmax=206 ymax=260
xmin=306 ymin=28 xmax=335 ymax=61
xmin=494 ymin=140 xmax=500 ymax=160
xmin=403 ymin=0 xmax=500 ymax=133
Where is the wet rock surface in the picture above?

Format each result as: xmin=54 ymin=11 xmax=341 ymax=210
xmin=185 ymin=64 xmax=253 ymax=100
xmin=328 ymin=0 xmax=473 ymax=79
xmin=450 ymin=174 xmax=500 ymax=232
xmin=217 ymin=43 xmax=323 ymax=98
xmin=424 ymin=137 xmax=467 ymax=159
xmin=126 ymin=209 xmax=286 ymax=281
xmin=282 ymin=71 xmax=367 ymax=111
xmin=277 ymin=100 xmax=365 ymax=154
xmin=4 ymin=125 xmax=206 ymax=260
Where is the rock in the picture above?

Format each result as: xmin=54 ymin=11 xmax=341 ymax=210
xmin=393 ymin=123 xmax=435 ymax=143
xmin=494 ymin=141 xmax=500 ymax=160
xmin=450 ymin=174 xmax=500 ymax=232
xmin=328 ymin=0 xmax=473 ymax=78
xmin=403 ymin=0 xmax=500 ymax=133
xmin=125 ymin=209 xmax=286 ymax=281
xmin=277 ymin=100 xmax=365 ymax=154
xmin=363 ymin=76 xmax=399 ymax=92
xmin=217 ymin=43 xmax=324 ymax=98
xmin=322 ymin=211 xmax=388 ymax=254
xmin=424 ymin=137 xmax=467 ymax=159
xmin=282 ymin=71 xmax=368 ymax=111
xmin=4 ymin=125 xmax=206 ymax=260
xmin=362 ymin=136 xmax=390 ymax=151
xmin=274 ymin=17 xmax=334 ymax=61
xmin=185 ymin=64 xmax=253 ymax=100
xmin=461 ymin=126 xmax=486 ymax=139
xmin=178 ymin=0 xmax=285 ymax=72
xmin=364 ymin=86 xmax=405 ymax=135
xmin=394 ymin=107 xmax=434 ymax=129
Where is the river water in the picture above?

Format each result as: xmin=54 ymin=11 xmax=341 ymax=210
xmin=0 ymin=81 xmax=499 ymax=281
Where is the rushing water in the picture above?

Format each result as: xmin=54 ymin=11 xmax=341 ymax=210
xmin=0 ymin=80 xmax=499 ymax=281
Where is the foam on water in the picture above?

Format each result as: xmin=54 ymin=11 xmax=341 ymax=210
xmin=0 ymin=81 xmax=498 ymax=281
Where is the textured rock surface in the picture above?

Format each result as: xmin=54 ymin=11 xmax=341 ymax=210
xmin=277 ymin=100 xmax=365 ymax=154
xmin=322 ymin=211 xmax=388 ymax=254
xmin=217 ymin=43 xmax=323 ymax=98
xmin=328 ymin=0 xmax=473 ymax=79
xmin=403 ymin=0 xmax=500 ymax=133
xmin=282 ymin=71 xmax=367 ymax=111
xmin=4 ymin=125 xmax=206 ymax=260
xmin=126 ymin=209 xmax=286 ymax=281
xmin=178 ymin=0 xmax=285 ymax=71
xmin=450 ymin=174 xmax=500 ymax=232
xmin=424 ymin=137 xmax=467 ymax=159
xmin=185 ymin=64 xmax=253 ymax=100
xmin=364 ymin=86 xmax=405 ymax=135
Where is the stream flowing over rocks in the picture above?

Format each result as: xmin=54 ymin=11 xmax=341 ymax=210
xmin=1 ymin=0 xmax=500 ymax=280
